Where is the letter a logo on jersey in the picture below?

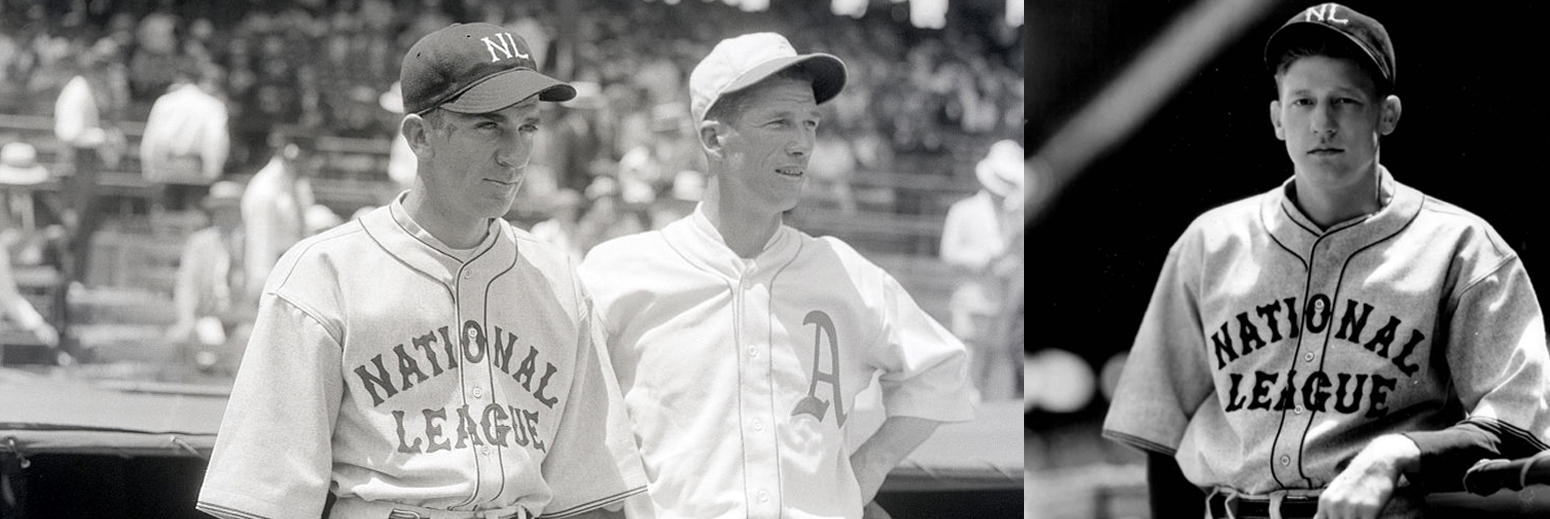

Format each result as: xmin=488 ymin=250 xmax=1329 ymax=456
xmin=792 ymin=310 xmax=846 ymax=426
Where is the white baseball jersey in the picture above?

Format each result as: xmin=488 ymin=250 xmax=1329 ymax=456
xmin=1104 ymin=169 xmax=1550 ymax=499
xmin=577 ymin=207 xmax=974 ymax=519
xmin=198 ymin=196 xmax=646 ymax=519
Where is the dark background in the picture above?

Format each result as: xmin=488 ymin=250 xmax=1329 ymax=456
xmin=1026 ymin=0 xmax=1544 ymax=424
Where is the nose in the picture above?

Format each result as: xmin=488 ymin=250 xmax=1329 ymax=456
xmin=788 ymin=125 xmax=815 ymax=158
xmin=494 ymin=132 xmax=531 ymax=170
xmin=1310 ymin=102 xmax=1337 ymax=136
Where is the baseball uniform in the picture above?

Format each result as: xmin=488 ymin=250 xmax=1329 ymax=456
xmin=1103 ymin=170 xmax=1550 ymax=504
xmin=197 ymin=194 xmax=646 ymax=519
xmin=577 ymin=207 xmax=974 ymax=519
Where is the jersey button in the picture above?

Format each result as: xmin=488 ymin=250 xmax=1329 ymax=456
xmin=748 ymin=346 xmax=757 ymax=358
xmin=758 ymin=490 xmax=769 ymax=502
xmin=753 ymin=420 xmax=763 ymax=431
xmin=1280 ymin=455 xmax=1291 ymax=466
xmin=1294 ymin=405 xmax=1304 ymax=415
xmin=483 ymin=446 xmax=491 ymax=455
xmin=1304 ymin=352 xmax=1315 ymax=363
xmin=472 ymin=387 xmax=483 ymax=398
xmin=1313 ymin=299 xmax=1325 ymax=312
xmin=463 ymin=272 xmax=472 ymax=279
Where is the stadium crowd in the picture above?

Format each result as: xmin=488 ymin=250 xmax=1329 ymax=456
xmin=0 ymin=0 xmax=1023 ymax=390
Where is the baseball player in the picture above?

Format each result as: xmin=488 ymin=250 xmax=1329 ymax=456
xmin=197 ymin=23 xmax=645 ymax=519
xmin=577 ymin=32 xmax=974 ymax=519
xmin=1103 ymin=4 xmax=1550 ymax=519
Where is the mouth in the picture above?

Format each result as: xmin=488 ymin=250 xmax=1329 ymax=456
xmin=776 ymin=167 xmax=804 ymax=178
xmin=485 ymin=178 xmax=521 ymax=187
xmin=1308 ymin=147 xmax=1344 ymax=156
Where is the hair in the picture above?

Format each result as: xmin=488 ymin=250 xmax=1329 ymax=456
xmin=703 ymin=65 xmax=816 ymax=125
xmin=1273 ymin=40 xmax=1388 ymax=99
xmin=420 ymin=108 xmax=450 ymax=132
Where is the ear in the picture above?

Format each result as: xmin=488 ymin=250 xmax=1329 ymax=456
xmin=402 ymin=114 xmax=433 ymax=159
xmin=699 ymin=120 xmax=725 ymax=161
xmin=1378 ymin=95 xmax=1401 ymax=136
xmin=1269 ymin=100 xmax=1286 ymax=141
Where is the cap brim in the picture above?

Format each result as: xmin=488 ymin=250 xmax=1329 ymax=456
xmin=717 ymin=53 xmax=848 ymax=108
xmin=0 ymin=165 xmax=49 ymax=186
xmin=438 ymin=67 xmax=577 ymax=114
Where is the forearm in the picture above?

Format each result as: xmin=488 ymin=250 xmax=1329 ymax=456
xmin=849 ymin=416 xmax=941 ymax=502
xmin=1402 ymin=421 xmax=1541 ymax=492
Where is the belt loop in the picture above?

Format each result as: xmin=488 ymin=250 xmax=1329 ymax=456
xmin=1268 ymin=493 xmax=1285 ymax=519
xmin=1203 ymin=487 xmax=1220 ymax=519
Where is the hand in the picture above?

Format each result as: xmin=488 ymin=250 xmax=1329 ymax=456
xmin=1315 ymin=435 xmax=1419 ymax=519
xmin=862 ymin=501 xmax=893 ymax=519
xmin=33 ymin=323 xmax=59 ymax=348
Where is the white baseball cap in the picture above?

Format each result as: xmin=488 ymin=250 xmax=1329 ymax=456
xmin=976 ymin=140 xmax=1025 ymax=198
xmin=0 ymin=143 xmax=50 ymax=186
xmin=689 ymin=32 xmax=847 ymax=125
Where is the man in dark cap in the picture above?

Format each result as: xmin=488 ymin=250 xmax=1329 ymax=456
xmin=198 ymin=23 xmax=644 ymax=519
xmin=1103 ymin=4 xmax=1550 ymax=519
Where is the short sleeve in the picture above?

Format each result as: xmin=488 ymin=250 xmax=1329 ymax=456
xmin=1443 ymin=256 xmax=1550 ymax=450
xmin=197 ymin=294 xmax=345 ymax=519
xmin=537 ymin=297 xmax=647 ymax=518
xmin=1102 ymin=234 xmax=1215 ymax=456
xmin=871 ymin=273 xmax=975 ymax=423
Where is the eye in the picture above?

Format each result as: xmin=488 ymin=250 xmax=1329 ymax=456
xmin=519 ymin=123 xmax=539 ymax=133
xmin=1292 ymin=98 xmax=1314 ymax=107
xmin=805 ymin=120 xmax=819 ymax=130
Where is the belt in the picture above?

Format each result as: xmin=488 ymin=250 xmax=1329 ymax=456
xmin=1208 ymin=492 xmax=1319 ymax=519
xmin=329 ymin=497 xmax=531 ymax=519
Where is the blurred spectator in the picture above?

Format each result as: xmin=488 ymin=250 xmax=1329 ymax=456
xmin=0 ymin=233 xmax=61 ymax=360
xmin=54 ymin=37 xmax=128 ymax=288
xmin=129 ymin=10 xmax=181 ymax=100
xmin=0 ymin=142 xmax=61 ymax=234
xmin=141 ymin=61 xmax=231 ymax=212
xmin=648 ymin=169 xmax=703 ymax=230
xmin=575 ymin=176 xmax=644 ymax=254
xmin=529 ymin=188 xmax=585 ymax=262
xmin=940 ymin=139 xmax=1024 ymax=401
xmin=807 ymin=130 xmax=860 ymax=213
xmin=378 ymin=80 xmax=415 ymax=194
xmin=304 ymin=203 xmax=342 ymax=235
xmin=168 ymin=180 xmax=251 ymax=376
xmin=241 ymin=128 xmax=315 ymax=299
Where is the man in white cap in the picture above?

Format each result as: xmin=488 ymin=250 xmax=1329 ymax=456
xmin=198 ymin=22 xmax=644 ymax=519
xmin=940 ymin=139 xmax=1024 ymax=401
xmin=579 ymin=32 xmax=973 ymax=519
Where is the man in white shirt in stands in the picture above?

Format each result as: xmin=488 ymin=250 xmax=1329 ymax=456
xmin=141 ymin=62 xmax=231 ymax=213
xmin=240 ymin=127 xmax=314 ymax=298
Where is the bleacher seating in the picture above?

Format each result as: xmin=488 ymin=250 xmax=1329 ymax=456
xmin=1 ymin=110 xmax=989 ymax=366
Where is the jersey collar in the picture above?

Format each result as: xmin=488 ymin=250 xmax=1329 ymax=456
xmin=661 ymin=203 xmax=799 ymax=281
xmin=1262 ymin=166 xmax=1423 ymax=258
xmin=358 ymin=193 xmax=513 ymax=283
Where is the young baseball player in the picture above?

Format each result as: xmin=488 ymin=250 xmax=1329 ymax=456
xmin=1103 ymin=4 xmax=1550 ymax=519
xmin=197 ymin=23 xmax=645 ymax=519
xmin=577 ymin=32 xmax=974 ymax=519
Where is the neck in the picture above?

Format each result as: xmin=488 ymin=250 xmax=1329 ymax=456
xmin=403 ymin=189 xmax=489 ymax=249
xmin=701 ymin=175 xmax=783 ymax=259
xmin=1292 ymin=167 xmax=1384 ymax=230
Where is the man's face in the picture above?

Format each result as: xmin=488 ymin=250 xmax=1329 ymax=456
xmin=422 ymin=99 xmax=541 ymax=220
xmin=715 ymin=78 xmax=820 ymax=214
xmin=1271 ymin=55 xmax=1393 ymax=190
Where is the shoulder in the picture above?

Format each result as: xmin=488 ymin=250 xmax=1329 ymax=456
xmin=1172 ymin=190 xmax=1271 ymax=253
xmin=508 ymin=222 xmax=574 ymax=269
xmin=581 ymin=229 xmax=669 ymax=271
xmin=1411 ymin=190 xmax=1519 ymax=270
xmin=266 ymin=220 xmax=370 ymax=291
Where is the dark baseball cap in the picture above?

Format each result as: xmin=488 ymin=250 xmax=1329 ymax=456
xmin=1264 ymin=3 xmax=1395 ymax=93
xmin=400 ymin=23 xmax=575 ymax=115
